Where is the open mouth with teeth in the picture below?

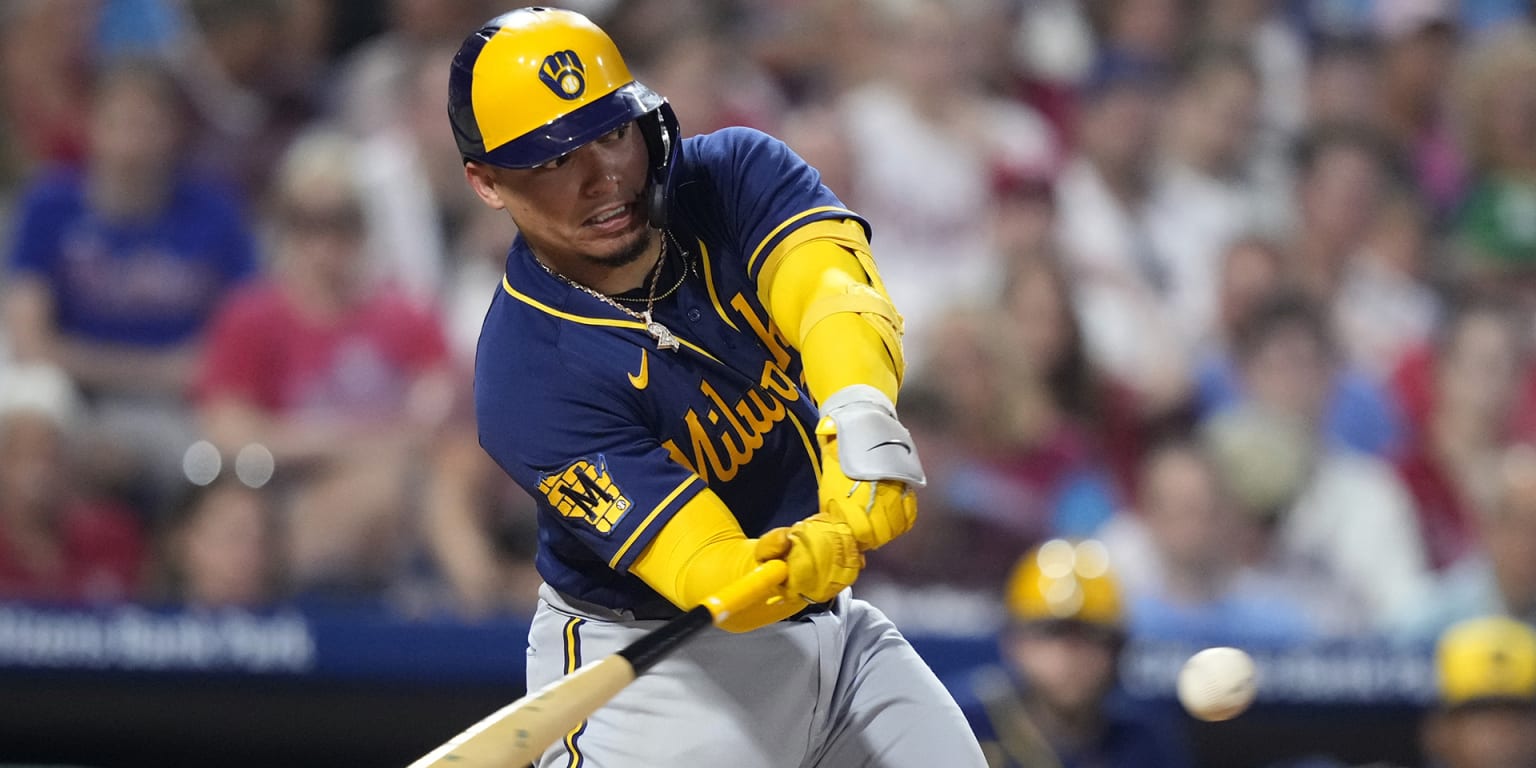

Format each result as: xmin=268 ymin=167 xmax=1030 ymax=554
xmin=589 ymin=204 xmax=630 ymax=225
xmin=584 ymin=193 xmax=647 ymax=235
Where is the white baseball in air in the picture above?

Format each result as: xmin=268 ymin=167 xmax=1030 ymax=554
xmin=1177 ymin=646 xmax=1257 ymax=722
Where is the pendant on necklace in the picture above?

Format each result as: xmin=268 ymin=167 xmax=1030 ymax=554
xmin=643 ymin=310 xmax=680 ymax=351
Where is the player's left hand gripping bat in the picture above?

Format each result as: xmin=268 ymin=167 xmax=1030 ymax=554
xmin=405 ymin=560 xmax=789 ymax=767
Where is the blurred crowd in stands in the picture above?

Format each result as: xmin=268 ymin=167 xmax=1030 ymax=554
xmin=2 ymin=0 xmax=1536 ymax=657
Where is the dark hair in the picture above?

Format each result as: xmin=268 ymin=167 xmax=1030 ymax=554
xmin=1231 ymin=289 xmax=1337 ymax=365
xmin=1291 ymin=121 xmax=1410 ymax=188
xmin=1001 ymin=254 xmax=1102 ymax=423
xmin=1433 ymin=285 xmax=1524 ymax=355
xmin=1306 ymin=34 xmax=1381 ymax=68
xmin=1173 ymin=41 xmax=1259 ymax=88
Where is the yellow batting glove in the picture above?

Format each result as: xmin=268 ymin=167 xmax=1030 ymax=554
xmin=816 ymin=385 xmax=925 ymax=550
xmin=757 ymin=514 xmax=864 ymax=604
xmin=712 ymin=517 xmax=862 ymax=633
xmin=708 ymin=531 xmax=801 ymax=633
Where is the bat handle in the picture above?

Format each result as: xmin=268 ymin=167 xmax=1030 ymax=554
xmin=619 ymin=560 xmax=789 ymax=676
xmin=702 ymin=559 xmax=788 ymax=622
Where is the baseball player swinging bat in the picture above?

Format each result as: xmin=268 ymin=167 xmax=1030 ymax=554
xmin=405 ymin=560 xmax=789 ymax=767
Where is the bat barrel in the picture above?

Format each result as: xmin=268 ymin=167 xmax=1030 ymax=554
xmin=406 ymin=560 xmax=789 ymax=766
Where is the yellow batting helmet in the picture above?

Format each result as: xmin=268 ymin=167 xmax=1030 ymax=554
xmin=1437 ymin=616 xmax=1536 ymax=709
xmin=447 ymin=8 xmax=680 ymax=220
xmin=1005 ymin=539 xmax=1123 ymax=628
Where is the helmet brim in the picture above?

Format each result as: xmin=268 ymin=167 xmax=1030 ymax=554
xmin=472 ymin=81 xmax=665 ymax=169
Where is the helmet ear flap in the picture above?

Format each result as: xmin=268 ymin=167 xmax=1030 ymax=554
xmin=647 ymin=180 xmax=668 ymax=229
xmin=640 ymin=103 xmax=680 ymax=229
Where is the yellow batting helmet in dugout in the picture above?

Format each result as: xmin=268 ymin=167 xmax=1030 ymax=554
xmin=447 ymin=6 xmax=681 ymax=224
xmin=1005 ymin=538 xmax=1123 ymax=628
xmin=1437 ymin=616 xmax=1536 ymax=709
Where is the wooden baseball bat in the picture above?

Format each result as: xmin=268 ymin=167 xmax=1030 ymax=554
xmin=405 ymin=559 xmax=789 ymax=767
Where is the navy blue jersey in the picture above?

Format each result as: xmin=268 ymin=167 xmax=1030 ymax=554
xmin=475 ymin=127 xmax=868 ymax=616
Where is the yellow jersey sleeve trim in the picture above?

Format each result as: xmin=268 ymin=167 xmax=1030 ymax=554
xmin=745 ymin=206 xmax=859 ymax=274
xmin=501 ymin=275 xmax=725 ymax=365
xmin=609 ymin=474 xmax=702 ymax=569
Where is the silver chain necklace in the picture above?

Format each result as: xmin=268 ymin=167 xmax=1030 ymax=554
xmin=535 ymin=232 xmax=682 ymax=351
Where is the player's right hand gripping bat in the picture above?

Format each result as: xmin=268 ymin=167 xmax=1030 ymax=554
xmin=404 ymin=559 xmax=789 ymax=767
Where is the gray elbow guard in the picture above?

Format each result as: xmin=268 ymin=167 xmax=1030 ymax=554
xmin=819 ymin=384 xmax=927 ymax=487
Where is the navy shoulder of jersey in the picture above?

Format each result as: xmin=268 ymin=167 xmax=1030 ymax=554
xmin=670 ymin=127 xmax=870 ymax=283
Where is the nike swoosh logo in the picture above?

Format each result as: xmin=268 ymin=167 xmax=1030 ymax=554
xmin=867 ymin=439 xmax=912 ymax=454
xmin=627 ymin=349 xmax=649 ymax=390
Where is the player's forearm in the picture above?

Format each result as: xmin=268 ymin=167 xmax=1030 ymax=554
xmin=799 ymin=313 xmax=899 ymax=406
xmin=631 ymin=492 xmax=758 ymax=607
xmin=759 ymin=219 xmax=904 ymax=405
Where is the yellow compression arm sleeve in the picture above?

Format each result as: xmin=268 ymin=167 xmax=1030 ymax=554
xmin=630 ymin=489 xmax=798 ymax=622
xmin=758 ymin=218 xmax=904 ymax=405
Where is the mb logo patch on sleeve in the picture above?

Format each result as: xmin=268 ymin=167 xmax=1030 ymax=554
xmin=537 ymin=455 xmax=632 ymax=534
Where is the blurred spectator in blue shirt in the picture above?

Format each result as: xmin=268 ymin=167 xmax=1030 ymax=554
xmin=3 ymin=57 xmax=258 ymax=517
xmin=1097 ymin=438 xmax=1323 ymax=646
xmin=1202 ymin=290 xmax=1432 ymax=632
xmin=1197 ymin=125 xmax=1407 ymax=458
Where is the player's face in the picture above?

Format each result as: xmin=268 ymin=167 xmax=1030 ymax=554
xmin=1005 ymin=624 xmax=1119 ymax=717
xmin=467 ymin=122 xmax=654 ymax=274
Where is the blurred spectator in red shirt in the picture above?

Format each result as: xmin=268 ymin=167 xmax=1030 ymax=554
xmin=1395 ymin=443 xmax=1536 ymax=643
xmin=194 ymin=126 xmax=454 ymax=598
xmin=1393 ymin=293 xmax=1527 ymax=572
xmin=0 ymin=363 xmax=144 ymax=603
xmin=890 ymin=295 xmax=1117 ymax=587
xmin=1000 ymin=251 xmax=1154 ymax=517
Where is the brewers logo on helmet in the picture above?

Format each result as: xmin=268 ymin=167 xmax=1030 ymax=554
xmin=448 ymin=6 xmax=680 ymax=224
